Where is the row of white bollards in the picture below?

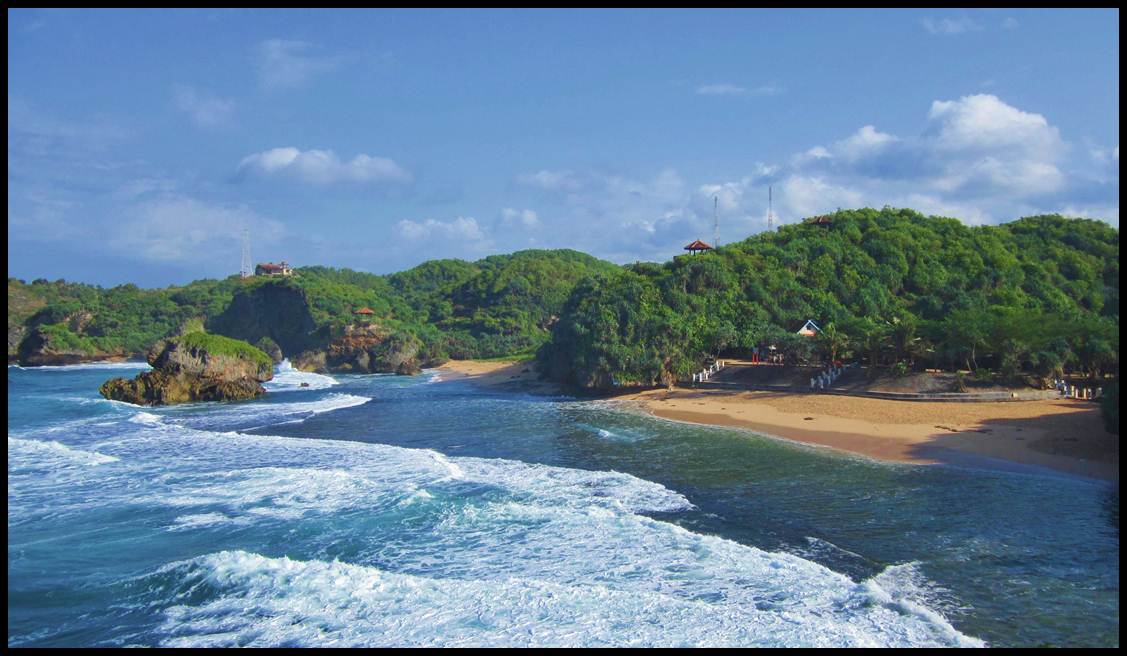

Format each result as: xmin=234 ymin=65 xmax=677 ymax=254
xmin=1053 ymin=379 xmax=1102 ymax=400
xmin=692 ymin=360 xmax=725 ymax=384
xmin=810 ymin=362 xmax=855 ymax=391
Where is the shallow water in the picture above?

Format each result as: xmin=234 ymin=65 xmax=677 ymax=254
xmin=7 ymin=362 xmax=1119 ymax=647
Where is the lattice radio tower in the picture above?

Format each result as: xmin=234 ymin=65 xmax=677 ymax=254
xmin=240 ymin=228 xmax=252 ymax=278
xmin=713 ymin=195 xmax=719 ymax=247
xmin=767 ymin=185 xmax=776 ymax=232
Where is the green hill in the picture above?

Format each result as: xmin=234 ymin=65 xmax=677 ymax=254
xmin=8 ymin=249 xmax=623 ymax=365
xmin=538 ymin=209 xmax=1119 ymax=389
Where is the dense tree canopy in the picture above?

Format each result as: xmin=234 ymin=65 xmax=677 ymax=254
xmin=538 ymin=209 xmax=1119 ymax=389
xmin=8 ymin=211 xmax=1119 ymax=396
xmin=8 ymin=249 xmax=621 ymax=362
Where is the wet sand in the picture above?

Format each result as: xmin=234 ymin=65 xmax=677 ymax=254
xmin=437 ymin=360 xmax=1119 ymax=483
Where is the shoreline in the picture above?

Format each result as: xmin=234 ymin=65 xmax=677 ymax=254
xmin=438 ymin=359 xmax=1119 ymax=484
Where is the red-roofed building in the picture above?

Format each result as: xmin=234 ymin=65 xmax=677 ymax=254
xmin=255 ymin=261 xmax=293 ymax=276
xmin=683 ymin=239 xmax=713 ymax=254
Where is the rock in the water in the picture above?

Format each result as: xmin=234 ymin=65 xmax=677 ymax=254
xmin=254 ymin=336 xmax=285 ymax=365
xmin=99 ymin=332 xmax=273 ymax=406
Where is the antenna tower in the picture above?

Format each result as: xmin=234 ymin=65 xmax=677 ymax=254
xmin=240 ymin=228 xmax=252 ymax=278
xmin=767 ymin=185 xmax=775 ymax=231
xmin=713 ymin=195 xmax=719 ymax=247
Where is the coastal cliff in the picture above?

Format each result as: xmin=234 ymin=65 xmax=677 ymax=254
xmin=208 ymin=280 xmax=320 ymax=356
xmin=293 ymin=324 xmax=443 ymax=375
xmin=99 ymin=332 xmax=273 ymax=405
xmin=17 ymin=324 xmax=129 ymax=366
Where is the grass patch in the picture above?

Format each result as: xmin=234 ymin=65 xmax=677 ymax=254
xmin=176 ymin=331 xmax=273 ymax=369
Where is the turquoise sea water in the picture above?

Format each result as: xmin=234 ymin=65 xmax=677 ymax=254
xmin=7 ymin=362 xmax=1119 ymax=647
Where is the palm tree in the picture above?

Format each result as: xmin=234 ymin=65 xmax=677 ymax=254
xmin=818 ymin=322 xmax=849 ymax=364
xmin=860 ymin=319 xmax=891 ymax=371
xmin=890 ymin=316 xmax=921 ymax=369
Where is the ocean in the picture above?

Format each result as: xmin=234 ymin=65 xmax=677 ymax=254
xmin=7 ymin=361 xmax=1119 ymax=647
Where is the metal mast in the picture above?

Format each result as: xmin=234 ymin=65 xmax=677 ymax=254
xmin=767 ymin=185 xmax=775 ymax=232
xmin=240 ymin=228 xmax=252 ymax=278
xmin=713 ymin=195 xmax=719 ymax=247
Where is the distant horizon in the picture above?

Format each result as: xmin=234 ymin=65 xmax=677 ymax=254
xmin=8 ymin=8 xmax=1119 ymax=287
xmin=8 ymin=207 xmax=1115 ymax=289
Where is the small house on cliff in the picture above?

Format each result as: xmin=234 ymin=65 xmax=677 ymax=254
xmin=353 ymin=307 xmax=375 ymax=324
xmin=255 ymin=261 xmax=293 ymax=277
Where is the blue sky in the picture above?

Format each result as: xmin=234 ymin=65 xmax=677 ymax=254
xmin=8 ymin=8 xmax=1119 ymax=287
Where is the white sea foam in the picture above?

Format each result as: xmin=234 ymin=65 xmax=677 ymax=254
xmin=262 ymin=359 xmax=339 ymax=393
xmin=9 ymin=404 xmax=981 ymax=648
xmin=129 ymin=412 xmax=164 ymax=425
xmin=157 ymin=393 xmax=371 ymax=432
xmin=168 ymin=512 xmax=253 ymax=531
xmin=153 ymin=549 xmax=984 ymax=647
xmin=578 ymin=423 xmax=653 ymax=443
xmin=7 ymin=436 xmax=119 ymax=466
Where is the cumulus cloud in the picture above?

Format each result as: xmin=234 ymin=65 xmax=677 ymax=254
xmin=513 ymin=93 xmax=1116 ymax=263
xmin=111 ymin=196 xmax=285 ymax=264
xmin=237 ymin=147 xmax=412 ymax=185
xmin=501 ymin=207 xmax=540 ymax=228
xmin=173 ymin=86 xmax=234 ymax=129
xmin=790 ymin=95 xmax=1066 ymax=198
xmin=255 ymin=39 xmax=343 ymax=90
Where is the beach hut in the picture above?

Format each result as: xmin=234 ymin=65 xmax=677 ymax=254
xmin=796 ymin=319 xmax=821 ymax=337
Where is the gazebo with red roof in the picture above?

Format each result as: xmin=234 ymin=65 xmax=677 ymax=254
xmin=353 ymin=307 xmax=375 ymax=323
xmin=683 ymin=239 xmax=713 ymax=255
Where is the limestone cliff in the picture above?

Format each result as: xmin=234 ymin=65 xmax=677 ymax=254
xmin=293 ymin=324 xmax=441 ymax=375
xmin=208 ymin=281 xmax=319 ymax=357
xmin=99 ymin=332 xmax=273 ymax=406
xmin=17 ymin=325 xmax=127 ymax=366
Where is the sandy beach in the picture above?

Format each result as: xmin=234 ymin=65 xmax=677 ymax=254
xmin=437 ymin=358 xmax=560 ymax=394
xmin=439 ymin=360 xmax=1118 ymax=483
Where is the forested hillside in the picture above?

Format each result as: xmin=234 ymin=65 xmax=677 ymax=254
xmin=538 ymin=209 xmax=1119 ymax=389
xmin=8 ymin=249 xmax=621 ymax=365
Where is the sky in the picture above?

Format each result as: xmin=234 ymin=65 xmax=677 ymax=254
xmin=7 ymin=8 xmax=1120 ymax=287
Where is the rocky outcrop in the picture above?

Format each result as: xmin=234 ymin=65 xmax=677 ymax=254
xmin=208 ymin=281 xmax=319 ymax=357
xmin=17 ymin=326 xmax=127 ymax=366
xmin=293 ymin=325 xmax=439 ymax=375
xmin=99 ymin=333 xmax=273 ymax=405
xmin=255 ymin=336 xmax=285 ymax=365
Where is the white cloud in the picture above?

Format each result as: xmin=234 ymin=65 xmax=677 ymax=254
xmin=776 ymin=175 xmax=866 ymax=219
xmin=501 ymin=207 xmax=540 ymax=228
xmin=396 ymin=216 xmax=486 ymax=242
xmin=112 ymin=196 xmax=285 ymax=264
xmin=834 ymin=125 xmax=898 ymax=162
xmin=696 ymin=83 xmax=783 ymax=97
xmin=255 ymin=39 xmax=342 ymax=90
xmin=927 ymin=94 xmax=1062 ymax=158
xmin=173 ymin=86 xmax=234 ymax=129
xmin=1002 ymin=17 xmax=1019 ymax=30
xmin=922 ymin=17 xmax=983 ymax=35
xmin=237 ymin=147 xmax=412 ymax=185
